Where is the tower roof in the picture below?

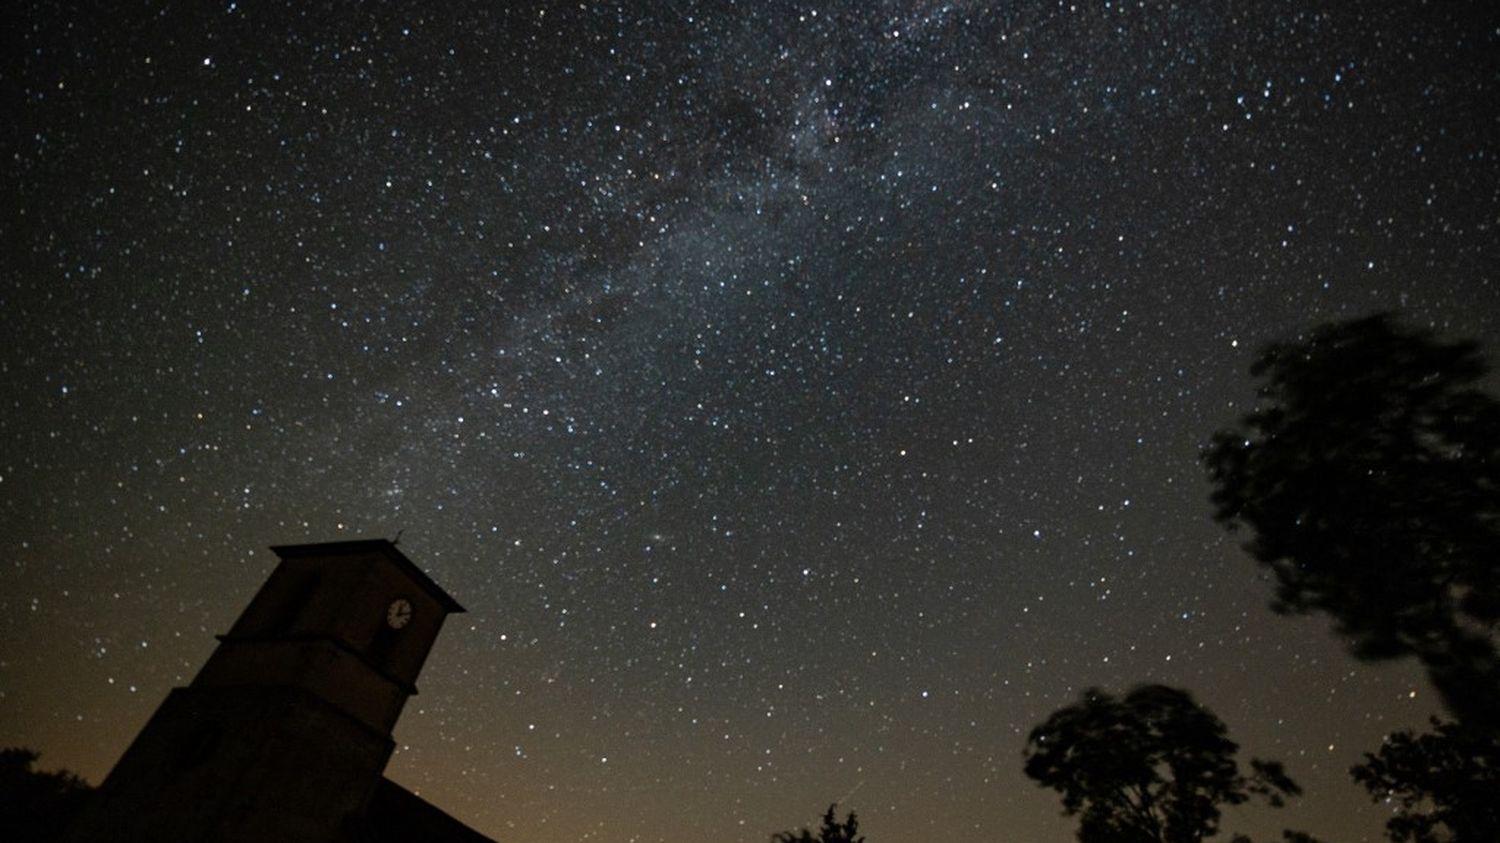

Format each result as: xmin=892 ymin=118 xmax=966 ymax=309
xmin=269 ymin=539 xmax=466 ymax=614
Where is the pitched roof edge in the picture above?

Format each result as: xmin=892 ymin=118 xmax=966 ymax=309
xmin=270 ymin=539 xmax=466 ymax=614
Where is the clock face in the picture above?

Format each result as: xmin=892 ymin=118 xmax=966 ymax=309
xmin=386 ymin=598 xmax=413 ymax=629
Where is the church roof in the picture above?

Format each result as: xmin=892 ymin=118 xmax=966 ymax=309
xmin=270 ymin=539 xmax=466 ymax=614
xmin=348 ymin=777 xmax=499 ymax=843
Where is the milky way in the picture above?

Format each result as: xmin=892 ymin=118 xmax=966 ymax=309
xmin=4 ymin=2 xmax=1497 ymax=841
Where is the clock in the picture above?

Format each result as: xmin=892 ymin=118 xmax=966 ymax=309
xmin=386 ymin=598 xmax=413 ymax=629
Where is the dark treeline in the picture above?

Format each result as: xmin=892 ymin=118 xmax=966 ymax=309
xmin=1023 ymin=684 xmax=1306 ymax=843
xmin=8 ymin=312 xmax=1496 ymax=843
xmin=1017 ymin=314 xmax=1499 ymax=843
xmin=1204 ymin=314 xmax=1499 ymax=734
xmin=0 ymin=748 xmax=92 ymax=843
xmin=773 ymin=805 xmax=865 ymax=843
xmin=1201 ymin=314 xmax=1499 ymax=842
xmin=783 ymin=314 xmax=1499 ymax=843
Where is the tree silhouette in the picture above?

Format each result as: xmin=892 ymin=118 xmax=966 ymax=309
xmin=1202 ymin=313 xmax=1500 ymax=730
xmin=772 ymin=804 xmax=865 ymax=843
xmin=1023 ymin=684 xmax=1299 ymax=843
xmin=1350 ymin=718 xmax=1500 ymax=843
xmin=1275 ymin=833 xmax=1330 ymax=843
xmin=0 ymin=748 xmax=93 ymax=843
xmin=1228 ymin=833 xmax=1329 ymax=843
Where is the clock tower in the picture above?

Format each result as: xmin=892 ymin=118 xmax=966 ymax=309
xmin=65 ymin=540 xmax=469 ymax=843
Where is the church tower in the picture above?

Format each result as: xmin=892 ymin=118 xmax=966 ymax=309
xmin=65 ymin=540 xmax=467 ymax=843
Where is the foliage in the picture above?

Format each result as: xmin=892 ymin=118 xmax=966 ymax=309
xmin=772 ymin=804 xmax=865 ymax=843
xmin=1228 ymin=833 xmax=1328 ymax=843
xmin=0 ymin=748 xmax=93 ymax=843
xmin=1023 ymin=685 xmax=1298 ymax=843
xmin=1202 ymin=313 xmax=1500 ymax=730
xmin=1350 ymin=718 xmax=1500 ymax=843
xmin=1277 ymin=832 xmax=1329 ymax=843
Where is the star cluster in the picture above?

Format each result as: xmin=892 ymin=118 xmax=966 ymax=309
xmin=3 ymin=2 xmax=1497 ymax=841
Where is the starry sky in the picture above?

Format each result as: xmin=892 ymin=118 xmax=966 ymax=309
xmin=3 ymin=2 xmax=1497 ymax=841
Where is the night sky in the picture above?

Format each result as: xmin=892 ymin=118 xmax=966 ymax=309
xmin=4 ymin=2 xmax=1498 ymax=841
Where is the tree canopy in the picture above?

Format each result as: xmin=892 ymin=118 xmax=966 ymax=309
xmin=1202 ymin=313 xmax=1500 ymax=730
xmin=1351 ymin=718 xmax=1500 ymax=843
xmin=772 ymin=805 xmax=865 ymax=843
xmin=0 ymin=748 xmax=93 ymax=843
xmin=1023 ymin=684 xmax=1298 ymax=843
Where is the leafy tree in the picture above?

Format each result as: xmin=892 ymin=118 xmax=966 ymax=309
xmin=0 ymin=748 xmax=93 ymax=843
xmin=1229 ymin=833 xmax=1328 ymax=843
xmin=1350 ymin=718 xmax=1500 ymax=843
xmin=772 ymin=804 xmax=865 ymax=843
xmin=1024 ymin=684 xmax=1299 ymax=843
xmin=1202 ymin=313 xmax=1500 ymax=730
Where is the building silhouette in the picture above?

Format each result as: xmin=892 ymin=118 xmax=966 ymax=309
xmin=64 ymin=540 xmax=496 ymax=843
